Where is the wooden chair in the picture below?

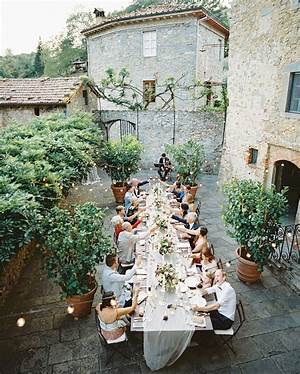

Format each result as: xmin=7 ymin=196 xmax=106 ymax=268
xmin=195 ymin=201 xmax=201 ymax=223
xmin=214 ymin=300 xmax=246 ymax=354
xmin=94 ymin=309 xmax=130 ymax=366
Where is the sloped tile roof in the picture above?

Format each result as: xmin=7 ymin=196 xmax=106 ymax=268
xmin=82 ymin=4 xmax=229 ymax=37
xmin=0 ymin=77 xmax=82 ymax=106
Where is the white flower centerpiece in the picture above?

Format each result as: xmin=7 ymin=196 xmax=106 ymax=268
xmin=158 ymin=237 xmax=175 ymax=256
xmin=155 ymin=263 xmax=179 ymax=292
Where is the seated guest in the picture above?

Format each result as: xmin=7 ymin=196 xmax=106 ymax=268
xmin=118 ymin=222 xmax=154 ymax=265
xmin=179 ymin=203 xmax=189 ymax=219
xmin=183 ymin=184 xmax=192 ymax=199
xmin=158 ymin=153 xmax=172 ymax=181
xmin=172 ymin=212 xmax=199 ymax=249
xmin=111 ymin=205 xmax=142 ymax=241
xmin=96 ymin=291 xmax=138 ymax=342
xmin=184 ymin=193 xmax=196 ymax=212
xmin=101 ymin=254 xmax=137 ymax=307
xmin=200 ymin=247 xmax=217 ymax=275
xmin=127 ymin=197 xmax=141 ymax=225
xmin=131 ymin=178 xmax=149 ymax=198
xmin=192 ymin=269 xmax=236 ymax=330
xmin=171 ymin=181 xmax=185 ymax=202
xmin=180 ymin=226 xmax=208 ymax=255
xmin=124 ymin=183 xmax=135 ymax=214
xmin=192 ymin=227 xmax=208 ymax=256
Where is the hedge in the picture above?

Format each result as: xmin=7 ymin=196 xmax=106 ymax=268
xmin=0 ymin=113 xmax=103 ymax=268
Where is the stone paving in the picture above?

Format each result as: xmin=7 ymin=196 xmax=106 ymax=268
xmin=0 ymin=171 xmax=300 ymax=374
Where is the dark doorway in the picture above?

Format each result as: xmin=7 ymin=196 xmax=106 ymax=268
xmin=273 ymin=160 xmax=300 ymax=223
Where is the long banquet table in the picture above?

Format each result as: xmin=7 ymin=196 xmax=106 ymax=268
xmin=130 ymin=187 xmax=213 ymax=371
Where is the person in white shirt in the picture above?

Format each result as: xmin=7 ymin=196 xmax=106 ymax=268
xmin=117 ymin=222 xmax=154 ymax=265
xmin=131 ymin=178 xmax=149 ymax=198
xmin=192 ymin=269 xmax=236 ymax=330
xmin=101 ymin=254 xmax=138 ymax=307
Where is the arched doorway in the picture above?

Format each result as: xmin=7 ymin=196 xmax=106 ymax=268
xmin=100 ymin=119 xmax=137 ymax=141
xmin=273 ymin=160 xmax=300 ymax=223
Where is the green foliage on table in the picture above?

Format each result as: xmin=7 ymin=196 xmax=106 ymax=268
xmin=166 ymin=140 xmax=205 ymax=186
xmin=101 ymin=135 xmax=143 ymax=186
xmin=0 ymin=113 xmax=103 ymax=268
xmin=222 ymin=179 xmax=288 ymax=272
xmin=40 ymin=203 xmax=112 ymax=297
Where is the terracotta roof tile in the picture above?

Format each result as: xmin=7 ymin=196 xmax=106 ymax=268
xmin=0 ymin=77 xmax=82 ymax=106
xmin=83 ymin=4 xmax=228 ymax=36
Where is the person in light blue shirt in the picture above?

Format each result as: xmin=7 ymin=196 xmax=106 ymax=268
xmin=124 ymin=183 xmax=134 ymax=214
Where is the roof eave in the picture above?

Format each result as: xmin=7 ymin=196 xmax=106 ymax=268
xmin=82 ymin=8 xmax=209 ymax=37
xmin=0 ymin=102 xmax=67 ymax=108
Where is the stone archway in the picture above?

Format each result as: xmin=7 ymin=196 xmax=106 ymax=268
xmin=100 ymin=119 xmax=137 ymax=142
xmin=273 ymin=160 xmax=300 ymax=223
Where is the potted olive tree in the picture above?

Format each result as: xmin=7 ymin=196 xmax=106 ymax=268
xmin=166 ymin=140 xmax=205 ymax=198
xmin=101 ymin=135 xmax=143 ymax=203
xmin=222 ymin=179 xmax=288 ymax=283
xmin=40 ymin=202 xmax=112 ymax=317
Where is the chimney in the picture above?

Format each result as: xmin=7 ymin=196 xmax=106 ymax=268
xmin=94 ymin=8 xmax=105 ymax=23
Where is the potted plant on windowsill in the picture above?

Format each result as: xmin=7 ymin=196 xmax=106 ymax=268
xmin=166 ymin=140 xmax=205 ymax=198
xmin=101 ymin=135 xmax=143 ymax=203
xmin=222 ymin=179 xmax=288 ymax=283
xmin=39 ymin=203 xmax=112 ymax=317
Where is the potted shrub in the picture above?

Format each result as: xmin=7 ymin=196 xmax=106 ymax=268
xmin=101 ymin=135 xmax=143 ymax=203
xmin=40 ymin=203 xmax=112 ymax=317
xmin=222 ymin=179 xmax=288 ymax=283
xmin=166 ymin=140 xmax=205 ymax=198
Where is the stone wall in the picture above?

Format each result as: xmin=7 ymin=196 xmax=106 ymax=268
xmin=0 ymin=241 xmax=37 ymax=307
xmin=87 ymin=16 xmax=225 ymax=111
xmin=0 ymin=86 xmax=97 ymax=128
xmin=0 ymin=106 xmax=63 ymax=128
xmin=100 ymin=110 xmax=225 ymax=169
xmin=219 ymin=0 xmax=300 ymax=220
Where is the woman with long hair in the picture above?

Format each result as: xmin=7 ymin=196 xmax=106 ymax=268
xmin=96 ymin=291 xmax=138 ymax=341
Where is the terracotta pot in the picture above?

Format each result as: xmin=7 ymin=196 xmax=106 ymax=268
xmin=66 ymin=281 xmax=97 ymax=318
xmin=235 ymin=248 xmax=261 ymax=283
xmin=111 ymin=184 xmax=126 ymax=203
xmin=188 ymin=185 xmax=199 ymax=199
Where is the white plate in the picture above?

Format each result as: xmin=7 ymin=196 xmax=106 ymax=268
xmin=136 ymin=268 xmax=147 ymax=275
xmin=179 ymin=283 xmax=188 ymax=293
xmin=190 ymin=295 xmax=206 ymax=307
xmin=137 ymin=291 xmax=148 ymax=304
xmin=185 ymin=276 xmax=200 ymax=288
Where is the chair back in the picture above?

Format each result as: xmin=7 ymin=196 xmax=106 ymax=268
xmin=209 ymin=243 xmax=215 ymax=256
xmin=216 ymin=257 xmax=223 ymax=269
xmin=94 ymin=309 xmax=108 ymax=346
xmin=233 ymin=300 xmax=246 ymax=336
xmin=195 ymin=201 xmax=201 ymax=217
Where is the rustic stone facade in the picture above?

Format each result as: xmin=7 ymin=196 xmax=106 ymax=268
xmin=220 ymin=0 xmax=300 ymax=223
xmin=100 ymin=110 xmax=224 ymax=169
xmin=85 ymin=7 xmax=227 ymax=111
xmin=0 ymin=79 xmax=98 ymax=128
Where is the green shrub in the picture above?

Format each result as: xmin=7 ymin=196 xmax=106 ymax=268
xmin=166 ymin=140 xmax=205 ymax=186
xmin=101 ymin=135 xmax=143 ymax=186
xmin=222 ymin=178 xmax=288 ymax=272
xmin=0 ymin=113 xmax=104 ymax=268
xmin=40 ymin=203 xmax=112 ymax=297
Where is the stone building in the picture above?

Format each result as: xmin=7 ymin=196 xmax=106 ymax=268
xmin=0 ymin=77 xmax=97 ymax=128
xmin=82 ymin=4 xmax=229 ymax=167
xmin=83 ymin=4 xmax=229 ymax=111
xmin=220 ymin=0 xmax=300 ymax=223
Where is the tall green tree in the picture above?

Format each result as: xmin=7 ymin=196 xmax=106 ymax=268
xmin=0 ymin=49 xmax=36 ymax=78
xmin=34 ymin=38 xmax=44 ymax=77
xmin=43 ymin=11 xmax=93 ymax=77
